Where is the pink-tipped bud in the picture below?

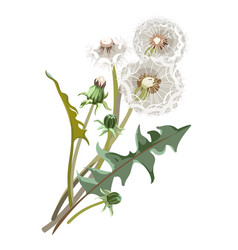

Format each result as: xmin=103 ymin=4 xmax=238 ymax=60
xmin=94 ymin=76 xmax=106 ymax=88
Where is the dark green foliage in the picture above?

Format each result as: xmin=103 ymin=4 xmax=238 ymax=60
xmin=77 ymin=125 xmax=190 ymax=196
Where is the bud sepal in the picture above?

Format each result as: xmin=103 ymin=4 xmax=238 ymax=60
xmin=95 ymin=114 xmax=124 ymax=137
xmin=78 ymin=76 xmax=111 ymax=114
xmin=98 ymin=189 xmax=122 ymax=216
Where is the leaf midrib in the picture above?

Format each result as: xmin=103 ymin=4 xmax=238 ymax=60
xmin=52 ymin=127 xmax=189 ymax=234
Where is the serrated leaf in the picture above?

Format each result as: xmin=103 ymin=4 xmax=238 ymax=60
xmin=45 ymin=71 xmax=88 ymax=143
xmin=77 ymin=125 xmax=190 ymax=196
xmin=45 ymin=71 xmax=89 ymax=206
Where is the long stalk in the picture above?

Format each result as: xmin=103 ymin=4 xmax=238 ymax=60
xmin=51 ymin=71 xmax=119 ymax=219
xmin=112 ymin=65 xmax=119 ymax=114
xmin=109 ymin=108 xmax=133 ymax=146
xmin=67 ymin=201 xmax=105 ymax=224
xmin=72 ymin=105 xmax=94 ymax=169
xmin=96 ymin=65 xmax=119 ymax=169
xmin=43 ymin=66 xmax=132 ymax=233
xmin=53 ymin=130 xmax=146 ymax=234
xmin=51 ymin=161 xmax=96 ymax=221
xmin=42 ymin=107 xmax=133 ymax=232
xmin=42 ymin=175 xmax=92 ymax=232
xmin=65 ymin=66 xmax=120 ymax=203
xmin=67 ymin=135 xmax=74 ymax=206
xmin=54 ymin=105 xmax=94 ymax=216
xmin=53 ymin=123 xmax=190 ymax=234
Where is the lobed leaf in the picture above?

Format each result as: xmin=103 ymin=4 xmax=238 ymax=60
xmin=77 ymin=125 xmax=190 ymax=196
xmin=45 ymin=71 xmax=89 ymax=143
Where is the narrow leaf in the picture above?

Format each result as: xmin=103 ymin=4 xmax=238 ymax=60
xmin=46 ymin=70 xmax=89 ymax=206
xmin=45 ymin=71 xmax=88 ymax=143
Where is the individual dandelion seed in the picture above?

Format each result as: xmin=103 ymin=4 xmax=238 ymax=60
xmin=95 ymin=114 xmax=124 ymax=138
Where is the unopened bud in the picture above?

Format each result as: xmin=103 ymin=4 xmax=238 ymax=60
xmin=106 ymin=192 xmax=122 ymax=205
xmin=94 ymin=76 xmax=106 ymax=88
xmin=104 ymin=114 xmax=117 ymax=129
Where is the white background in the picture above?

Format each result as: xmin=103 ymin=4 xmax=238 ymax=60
xmin=1 ymin=0 xmax=238 ymax=249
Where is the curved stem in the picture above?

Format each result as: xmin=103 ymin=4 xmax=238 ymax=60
xmin=96 ymin=65 xmax=119 ymax=169
xmin=51 ymin=109 xmax=134 ymax=234
xmin=52 ymin=68 xmax=118 ymax=216
xmin=67 ymin=134 xmax=74 ymax=206
xmin=44 ymin=67 xmax=130 ymax=233
xmin=67 ymin=201 xmax=105 ymax=224
xmin=43 ymin=108 xmax=133 ymax=232
xmin=52 ymin=105 xmax=94 ymax=217
xmin=96 ymin=133 xmax=111 ymax=170
xmin=42 ymin=175 xmax=92 ymax=232
xmin=71 ymin=105 xmax=94 ymax=169
xmin=51 ymin=160 xmax=97 ymax=221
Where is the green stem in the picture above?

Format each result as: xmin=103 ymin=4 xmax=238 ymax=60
xmin=48 ymin=108 xmax=132 ymax=227
xmin=96 ymin=108 xmax=133 ymax=169
xmin=144 ymin=46 xmax=152 ymax=55
xmin=67 ymin=105 xmax=94 ymax=207
xmin=51 ymin=152 xmax=100 ymax=221
xmin=50 ymin=108 xmax=133 ymax=234
xmin=67 ymin=201 xmax=105 ymax=224
xmin=112 ymin=65 xmax=119 ymax=115
xmin=51 ymin=157 xmax=100 ymax=222
xmin=67 ymin=135 xmax=74 ymax=206
xmin=45 ymin=67 xmax=128 ymax=231
xmin=95 ymin=65 xmax=119 ymax=170
xmin=71 ymin=105 xmax=94 ymax=170
xmin=96 ymin=133 xmax=111 ymax=170
xmin=109 ymin=108 xmax=133 ymax=146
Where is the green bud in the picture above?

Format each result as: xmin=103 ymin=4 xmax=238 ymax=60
xmin=86 ymin=77 xmax=106 ymax=104
xmin=78 ymin=76 xmax=111 ymax=114
xmin=86 ymin=86 xmax=102 ymax=104
xmin=104 ymin=114 xmax=117 ymax=129
xmin=106 ymin=192 xmax=122 ymax=205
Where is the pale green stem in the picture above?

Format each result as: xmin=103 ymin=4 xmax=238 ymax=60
xmin=43 ymin=106 xmax=133 ymax=233
xmin=96 ymin=65 xmax=119 ymax=170
xmin=51 ymin=152 xmax=100 ymax=220
xmin=96 ymin=133 xmax=111 ymax=170
xmin=67 ymin=201 xmax=105 ymax=224
xmin=66 ymin=105 xmax=94 ymax=207
xmin=71 ymin=105 xmax=94 ymax=171
xmin=112 ymin=65 xmax=119 ymax=114
xmin=67 ymin=135 xmax=74 ymax=207
xmin=109 ymin=108 xmax=133 ymax=146
xmin=49 ymin=108 xmax=132 ymax=222
xmin=45 ymin=66 xmax=130 ymax=231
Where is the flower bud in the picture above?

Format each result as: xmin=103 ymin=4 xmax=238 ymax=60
xmin=103 ymin=114 xmax=117 ymax=129
xmin=86 ymin=76 xmax=107 ymax=104
xmin=94 ymin=76 xmax=106 ymax=88
xmin=78 ymin=76 xmax=111 ymax=114
xmin=106 ymin=192 xmax=122 ymax=205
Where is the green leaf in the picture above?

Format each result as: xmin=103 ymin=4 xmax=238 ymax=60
xmin=45 ymin=71 xmax=89 ymax=143
xmin=45 ymin=70 xmax=89 ymax=206
xmin=77 ymin=125 xmax=190 ymax=196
